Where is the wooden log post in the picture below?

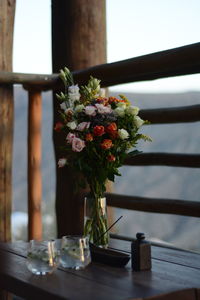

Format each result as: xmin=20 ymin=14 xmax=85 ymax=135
xmin=0 ymin=1 xmax=15 ymax=299
xmin=0 ymin=0 xmax=16 ymax=242
xmin=27 ymin=90 xmax=42 ymax=241
xmin=52 ymin=0 xmax=107 ymax=236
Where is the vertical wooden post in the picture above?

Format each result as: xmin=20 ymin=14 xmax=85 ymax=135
xmin=52 ymin=0 xmax=107 ymax=237
xmin=27 ymin=90 xmax=42 ymax=241
xmin=0 ymin=1 xmax=15 ymax=299
xmin=0 ymin=0 xmax=16 ymax=242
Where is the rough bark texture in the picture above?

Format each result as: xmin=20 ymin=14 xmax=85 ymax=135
xmin=0 ymin=1 xmax=15 ymax=299
xmin=28 ymin=91 xmax=42 ymax=241
xmin=0 ymin=0 xmax=15 ymax=243
xmin=52 ymin=0 xmax=107 ymax=236
xmin=52 ymin=0 xmax=106 ymax=72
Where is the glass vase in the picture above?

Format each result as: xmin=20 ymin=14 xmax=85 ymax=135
xmin=84 ymin=196 xmax=109 ymax=248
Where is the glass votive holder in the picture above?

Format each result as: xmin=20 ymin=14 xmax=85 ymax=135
xmin=26 ymin=240 xmax=60 ymax=275
xmin=60 ymin=235 xmax=91 ymax=270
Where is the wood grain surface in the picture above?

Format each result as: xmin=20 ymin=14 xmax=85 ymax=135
xmin=0 ymin=240 xmax=200 ymax=300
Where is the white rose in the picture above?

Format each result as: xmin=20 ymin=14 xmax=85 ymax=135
xmin=118 ymin=129 xmax=129 ymax=140
xmin=67 ymin=121 xmax=77 ymax=130
xmin=114 ymin=107 xmax=125 ymax=117
xmin=60 ymin=102 xmax=67 ymax=110
xmin=134 ymin=116 xmax=144 ymax=128
xmin=58 ymin=158 xmax=67 ymax=168
xmin=75 ymin=104 xmax=84 ymax=113
xmin=85 ymin=105 xmax=96 ymax=116
xmin=126 ymin=106 xmax=139 ymax=116
xmin=95 ymin=103 xmax=112 ymax=114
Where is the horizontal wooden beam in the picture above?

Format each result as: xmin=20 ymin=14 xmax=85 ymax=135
xmin=109 ymin=234 xmax=194 ymax=251
xmin=106 ymin=193 xmax=200 ymax=217
xmin=140 ymin=104 xmax=200 ymax=124
xmin=0 ymin=42 xmax=200 ymax=90
xmin=0 ymin=72 xmax=59 ymax=91
xmin=73 ymin=42 xmax=200 ymax=87
xmin=125 ymin=153 xmax=200 ymax=168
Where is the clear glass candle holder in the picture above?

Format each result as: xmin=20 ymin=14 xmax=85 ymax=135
xmin=26 ymin=240 xmax=60 ymax=275
xmin=60 ymin=236 xmax=91 ymax=270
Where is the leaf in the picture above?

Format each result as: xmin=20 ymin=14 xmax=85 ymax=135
xmin=127 ymin=150 xmax=142 ymax=157
xmin=113 ymin=169 xmax=121 ymax=176
xmin=140 ymin=134 xmax=153 ymax=142
xmin=107 ymin=173 xmax=115 ymax=182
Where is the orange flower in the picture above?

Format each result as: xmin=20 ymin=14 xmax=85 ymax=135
xmin=54 ymin=122 xmax=64 ymax=132
xmin=106 ymin=122 xmax=118 ymax=139
xmin=108 ymin=96 xmax=126 ymax=104
xmin=85 ymin=133 xmax=93 ymax=142
xmin=106 ymin=122 xmax=117 ymax=133
xmin=107 ymin=154 xmax=116 ymax=162
xmin=108 ymin=96 xmax=120 ymax=104
xmin=93 ymin=125 xmax=105 ymax=136
xmin=101 ymin=139 xmax=113 ymax=150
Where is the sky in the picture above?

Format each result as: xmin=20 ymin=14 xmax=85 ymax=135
xmin=13 ymin=0 xmax=200 ymax=93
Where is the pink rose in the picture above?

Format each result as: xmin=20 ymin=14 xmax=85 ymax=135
xmin=72 ymin=137 xmax=86 ymax=152
xmin=66 ymin=132 xmax=76 ymax=144
xmin=85 ymin=105 xmax=96 ymax=116
xmin=95 ymin=103 xmax=112 ymax=114
xmin=77 ymin=122 xmax=90 ymax=131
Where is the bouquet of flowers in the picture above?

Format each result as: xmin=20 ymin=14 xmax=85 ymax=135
xmin=55 ymin=67 xmax=151 ymax=246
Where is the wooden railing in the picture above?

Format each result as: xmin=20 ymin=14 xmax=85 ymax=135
xmin=1 ymin=42 xmax=200 ymax=89
xmin=1 ymin=42 xmax=200 ymax=240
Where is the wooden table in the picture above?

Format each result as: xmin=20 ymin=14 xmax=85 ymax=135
xmin=0 ymin=239 xmax=200 ymax=300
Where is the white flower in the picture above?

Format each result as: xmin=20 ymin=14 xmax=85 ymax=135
xmin=69 ymin=93 xmax=80 ymax=102
xmin=118 ymin=129 xmax=129 ymax=140
xmin=72 ymin=137 xmax=85 ymax=152
xmin=134 ymin=116 xmax=144 ymax=128
xmin=68 ymin=84 xmax=79 ymax=94
xmin=75 ymin=104 xmax=84 ymax=113
xmin=77 ymin=122 xmax=90 ymax=131
xmin=95 ymin=103 xmax=112 ymax=114
xmin=85 ymin=105 xmax=96 ymax=116
xmin=66 ymin=132 xmax=76 ymax=144
xmin=114 ymin=107 xmax=125 ymax=117
xmin=60 ymin=102 xmax=67 ymax=110
xmin=68 ymin=84 xmax=80 ymax=102
xmin=67 ymin=121 xmax=77 ymax=130
xmin=116 ymin=102 xmax=127 ymax=109
xmin=58 ymin=158 xmax=67 ymax=168
xmin=126 ymin=106 xmax=139 ymax=116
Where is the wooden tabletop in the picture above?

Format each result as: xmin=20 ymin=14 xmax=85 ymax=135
xmin=0 ymin=239 xmax=200 ymax=300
